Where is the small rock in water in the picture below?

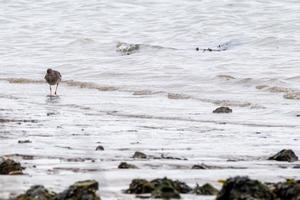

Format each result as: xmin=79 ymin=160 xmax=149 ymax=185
xmin=213 ymin=106 xmax=232 ymax=113
xmin=95 ymin=145 xmax=104 ymax=151
xmin=132 ymin=151 xmax=147 ymax=159
xmin=18 ymin=140 xmax=32 ymax=144
xmin=268 ymin=149 xmax=298 ymax=162
xmin=216 ymin=176 xmax=273 ymax=200
xmin=193 ymin=183 xmax=219 ymax=195
xmin=15 ymin=185 xmax=55 ymax=200
xmin=191 ymin=163 xmax=209 ymax=169
xmin=47 ymin=112 xmax=55 ymax=116
xmin=55 ymin=180 xmax=100 ymax=200
xmin=293 ymin=164 xmax=300 ymax=169
xmin=118 ymin=162 xmax=138 ymax=169
xmin=0 ymin=158 xmax=23 ymax=175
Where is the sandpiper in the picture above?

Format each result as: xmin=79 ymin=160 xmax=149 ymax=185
xmin=44 ymin=68 xmax=62 ymax=95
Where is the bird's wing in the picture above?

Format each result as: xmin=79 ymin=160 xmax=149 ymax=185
xmin=54 ymin=71 xmax=62 ymax=79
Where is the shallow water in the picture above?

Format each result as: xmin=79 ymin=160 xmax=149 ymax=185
xmin=0 ymin=0 xmax=300 ymax=199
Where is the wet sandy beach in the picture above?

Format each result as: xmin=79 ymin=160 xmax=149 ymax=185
xmin=1 ymin=79 xmax=300 ymax=199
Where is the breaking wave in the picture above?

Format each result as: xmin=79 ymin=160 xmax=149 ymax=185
xmin=214 ymin=75 xmax=300 ymax=100
xmin=0 ymin=77 xmax=264 ymax=109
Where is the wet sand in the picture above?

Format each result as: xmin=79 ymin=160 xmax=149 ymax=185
xmin=1 ymin=79 xmax=300 ymax=199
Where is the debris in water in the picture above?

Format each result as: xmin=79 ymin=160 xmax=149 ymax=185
xmin=18 ymin=140 xmax=32 ymax=144
xmin=116 ymin=42 xmax=140 ymax=55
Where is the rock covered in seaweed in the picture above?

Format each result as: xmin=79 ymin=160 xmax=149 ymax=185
xmin=151 ymin=178 xmax=192 ymax=194
xmin=268 ymin=149 xmax=298 ymax=162
xmin=15 ymin=185 xmax=55 ymax=200
xmin=125 ymin=179 xmax=154 ymax=194
xmin=0 ymin=157 xmax=23 ymax=175
xmin=216 ymin=176 xmax=273 ymax=200
xmin=125 ymin=177 xmax=193 ymax=199
xmin=14 ymin=180 xmax=101 ymax=200
xmin=193 ymin=183 xmax=219 ymax=195
xmin=55 ymin=180 xmax=100 ymax=200
xmin=272 ymin=179 xmax=300 ymax=200
xmin=151 ymin=183 xmax=181 ymax=199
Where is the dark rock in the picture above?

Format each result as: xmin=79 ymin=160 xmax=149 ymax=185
xmin=15 ymin=185 xmax=55 ymax=200
xmin=193 ymin=183 xmax=219 ymax=195
xmin=273 ymin=179 xmax=300 ymax=200
xmin=293 ymin=164 xmax=300 ymax=169
xmin=47 ymin=112 xmax=55 ymax=116
xmin=192 ymin=163 xmax=209 ymax=169
xmin=18 ymin=140 xmax=32 ymax=144
xmin=55 ymin=180 xmax=100 ymax=200
xmin=213 ymin=107 xmax=232 ymax=113
xmin=173 ymin=180 xmax=192 ymax=194
xmin=216 ymin=176 xmax=273 ymax=200
xmin=151 ymin=184 xmax=181 ymax=199
xmin=132 ymin=151 xmax=147 ymax=159
xmin=95 ymin=145 xmax=104 ymax=151
xmin=125 ymin=177 xmax=191 ymax=198
xmin=268 ymin=149 xmax=298 ymax=162
xmin=125 ymin=179 xmax=154 ymax=194
xmin=0 ymin=158 xmax=23 ymax=175
xmin=118 ymin=162 xmax=138 ymax=169
xmin=14 ymin=180 xmax=100 ymax=200
xmin=151 ymin=177 xmax=192 ymax=194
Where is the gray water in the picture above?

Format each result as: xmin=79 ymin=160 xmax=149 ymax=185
xmin=1 ymin=0 xmax=300 ymax=199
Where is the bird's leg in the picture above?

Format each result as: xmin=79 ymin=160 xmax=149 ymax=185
xmin=49 ymin=85 xmax=52 ymax=96
xmin=54 ymin=83 xmax=59 ymax=95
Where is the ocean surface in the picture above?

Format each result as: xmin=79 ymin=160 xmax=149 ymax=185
xmin=0 ymin=0 xmax=300 ymax=199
